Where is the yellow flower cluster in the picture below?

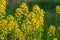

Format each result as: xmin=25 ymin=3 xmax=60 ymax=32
xmin=6 ymin=15 xmax=19 ymax=33
xmin=15 ymin=3 xmax=29 ymax=22
xmin=0 ymin=0 xmax=6 ymax=40
xmin=14 ymin=28 xmax=25 ymax=40
xmin=0 ymin=16 xmax=18 ymax=34
xmin=21 ymin=5 xmax=45 ymax=40
xmin=0 ymin=15 xmax=19 ymax=40
xmin=33 ymin=5 xmax=45 ymax=25
xmin=33 ymin=5 xmax=40 ymax=12
xmin=0 ymin=2 xmax=45 ymax=39
xmin=0 ymin=19 xmax=7 ymax=40
xmin=0 ymin=34 xmax=4 ymax=40
xmin=53 ymin=38 xmax=58 ymax=40
xmin=0 ymin=0 xmax=6 ymax=19
xmin=48 ymin=25 xmax=56 ymax=36
xmin=0 ymin=19 xmax=7 ymax=34
xmin=56 ymin=5 xmax=60 ymax=14
xmin=20 ymin=3 xmax=28 ymax=12
xmin=0 ymin=0 xmax=6 ymax=12
xmin=0 ymin=2 xmax=58 ymax=40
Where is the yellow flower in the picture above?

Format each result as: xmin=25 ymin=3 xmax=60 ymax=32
xmin=0 ymin=11 xmax=5 ymax=19
xmin=0 ymin=4 xmax=5 ymax=10
xmin=27 ymin=26 xmax=32 ymax=32
xmin=6 ymin=15 xmax=14 ymax=21
xmin=14 ymin=3 xmax=45 ymax=40
xmin=0 ymin=34 xmax=4 ymax=40
xmin=33 ymin=5 xmax=40 ymax=12
xmin=1 ymin=19 xmax=7 ymax=26
xmin=7 ymin=20 xmax=19 ymax=32
xmin=16 ymin=8 xmax=23 ymax=13
xmin=53 ymin=38 xmax=58 ymax=40
xmin=22 ymin=23 xmax=26 ymax=31
xmin=48 ymin=25 xmax=56 ymax=36
xmin=18 ymin=3 xmax=27 ymax=11
xmin=27 ymin=13 xmax=31 ymax=18
xmin=31 ymin=18 xmax=37 ymax=24
xmin=1 ymin=36 xmax=4 ymax=40
xmin=20 ymin=3 xmax=28 ymax=12
xmin=0 ymin=0 xmax=6 ymax=13
xmin=1 ymin=0 xmax=6 ymax=6
xmin=14 ymin=28 xmax=23 ymax=39
xmin=20 ymin=3 xmax=26 ymax=8
xmin=56 ymin=5 xmax=60 ymax=14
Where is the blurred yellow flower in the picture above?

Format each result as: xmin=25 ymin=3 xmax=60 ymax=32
xmin=14 ymin=28 xmax=24 ymax=40
xmin=0 ymin=0 xmax=6 ymax=13
xmin=0 ymin=34 xmax=4 ymax=40
xmin=1 ymin=19 xmax=7 ymax=27
xmin=7 ymin=20 xmax=19 ymax=32
xmin=48 ymin=25 xmax=56 ymax=36
xmin=0 ymin=2 xmax=48 ymax=40
xmin=6 ymin=15 xmax=14 ymax=21
xmin=33 ymin=5 xmax=40 ymax=12
xmin=22 ymin=23 xmax=26 ymax=31
xmin=56 ymin=5 xmax=60 ymax=14
xmin=53 ymin=38 xmax=58 ymax=40
xmin=20 ymin=3 xmax=26 ymax=9
xmin=20 ymin=3 xmax=28 ymax=12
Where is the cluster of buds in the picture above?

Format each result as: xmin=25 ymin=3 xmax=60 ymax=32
xmin=0 ymin=0 xmax=6 ymax=19
xmin=48 ymin=25 xmax=56 ymax=36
